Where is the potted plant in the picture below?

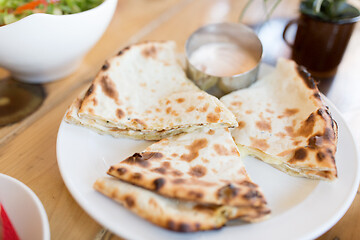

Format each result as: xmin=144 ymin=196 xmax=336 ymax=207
xmin=241 ymin=0 xmax=360 ymax=79
xmin=282 ymin=0 xmax=360 ymax=79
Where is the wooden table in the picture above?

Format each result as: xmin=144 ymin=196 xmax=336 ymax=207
xmin=1 ymin=0 xmax=359 ymax=239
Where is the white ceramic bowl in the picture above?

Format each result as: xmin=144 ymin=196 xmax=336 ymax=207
xmin=0 ymin=0 xmax=117 ymax=83
xmin=0 ymin=174 xmax=50 ymax=240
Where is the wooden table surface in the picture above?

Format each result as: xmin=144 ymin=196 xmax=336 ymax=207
xmin=1 ymin=0 xmax=360 ymax=239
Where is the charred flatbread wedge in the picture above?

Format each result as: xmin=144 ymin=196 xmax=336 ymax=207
xmin=221 ymin=58 xmax=338 ymax=181
xmin=94 ymin=177 xmax=270 ymax=232
xmin=107 ymin=127 xmax=268 ymax=208
xmin=65 ymin=41 xmax=237 ymax=140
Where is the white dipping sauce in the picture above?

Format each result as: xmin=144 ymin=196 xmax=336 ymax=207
xmin=189 ymin=42 xmax=257 ymax=77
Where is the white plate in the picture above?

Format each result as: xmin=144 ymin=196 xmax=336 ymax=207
xmin=0 ymin=174 xmax=50 ymax=240
xmin=56 ymin=65 xmax=359 ymax=240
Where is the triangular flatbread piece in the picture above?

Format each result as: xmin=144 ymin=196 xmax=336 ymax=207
xmin=94 ymin=177 xmax=270 ymax=232
xmin=221 ymin=58 xmax=338 ymax=180
xmin=107 ymin=127 xmax=268 ymax=208
xmin=65 ymin=41 xmax=237 ymax=140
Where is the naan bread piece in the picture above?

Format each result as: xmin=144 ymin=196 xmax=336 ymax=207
xmin=65 ymin=41 xmax=237 ymax=140
xmin=108 ymin=127 xmax=268 ymax=208
xmin=94 ymin=177 xmax=270 ymax=232
xmin=221 ymin=58 xmax=338 ymax=181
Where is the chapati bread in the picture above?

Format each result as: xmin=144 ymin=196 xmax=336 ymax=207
xmin=107 ymin=127 xmax=268 ymax=208
xmin=221 ymin=58 xmax=338 ymax=180
xmin=65 ymin=41 xmax=237 ymax=140
xmin=94 ymin=177 xmax=270 ymax=232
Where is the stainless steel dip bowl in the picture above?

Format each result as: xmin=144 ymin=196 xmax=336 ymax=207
xmin=185 ymin=22 xmax=263 ymax=93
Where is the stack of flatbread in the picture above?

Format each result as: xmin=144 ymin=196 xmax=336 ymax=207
xmin=221 ymin=58 xmax=338 ymax=180
xmin=95 ymin=127 xmax=270 ymax=231
xmin=65 ymin=41 xmax=338 ymax=233
xmin=66 ymin=41 xmax=270 ymax=232
xmin=66 ymin=41 xmax=237 ymax=140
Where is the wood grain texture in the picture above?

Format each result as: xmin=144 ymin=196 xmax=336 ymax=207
xmin=0 ymin=0 xmax=359 ymax=239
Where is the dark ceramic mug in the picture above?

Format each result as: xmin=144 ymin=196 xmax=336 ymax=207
xmin=283 ymin=13 xmax=359 ymax=79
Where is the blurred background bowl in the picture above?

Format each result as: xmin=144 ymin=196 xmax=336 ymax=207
xmin=0 ymin=0 xmax=117 ymax=84
xmin=0 ymin=173 xmax=50 ymax=240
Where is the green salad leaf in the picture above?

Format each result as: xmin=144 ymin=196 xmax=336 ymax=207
xmin=0 ymin=0 xmax=104 ymax=26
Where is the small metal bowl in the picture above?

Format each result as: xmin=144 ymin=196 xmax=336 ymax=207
xmin=185 ymin=22 xmax=263 ymax=94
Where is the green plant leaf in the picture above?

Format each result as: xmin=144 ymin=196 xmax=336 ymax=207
xmin=300 ymin=0 xmax=359 ymax=21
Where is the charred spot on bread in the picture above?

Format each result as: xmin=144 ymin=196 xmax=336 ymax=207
xmin=283 ymin=108 xmax=299 ymax=116
xmin=142 ymin=45 xmax=157 ymax=58
xmin=171 ymin=170 xmax=183 ymax=177
xmin=124 ymin=195 xmax=135 ymax=208
xmin=131 ymin=172 xmax=142 ymax=180
xmin=123 ymin=153 xmax=150 ymax=167
xmin=161 ymin=161 xmax=171 ymax=168
xmin=102 ymin=61 xmax=110 ymax=70
xmin=239 ymin=180 xmax=258 ymax=188
xmin=188 ymin=165 xmax=207 ymax=177
xmin=186 ymin=106 xmax=195 ymax=112
xmin=316 ymin=151 xmax=326 ymax=162
xmin=243 ymin=189 xmax=263 ymax=200
xmin=250 ymin=137 xmax=270 ymax=151
xmin=237 ymin=121 xmax=246 ymax=129
xmin=308 ymin=134 xmax=323 ymax=148
xmin=153 ymin=178 xmax=165 ymax=191
xmin=100 ymin=75 xmax=119 ymax=104
xmin=207 ymin=129 xmax=215 ymax=135
xmin=123 ymin=152 xmax=163 ymax=168
xmin=200 ymin=103 xmax=209 ymax=112
xmin=131 ymin=118 xmax=148 ymax=128
xmin=166 ymin=220 xmax=176 ymax=231
xmin=176 ymin=98 xmax=185 ymax=103
xmin=323 ymin=128 xmax=335 ymax=141
xmin=207 ymin=112 xmax=220 ymax=123
xmin=179 ymin=223 xmax=192 ymax=232
xmin=294 ymin=148 xmax=307 ymax=160
xmin=85 ymin=84 xmax=95 ymax=98
xmin=255 ymin=120 xmax=272 ymax=131
xmin=152 ymin=167 xmax=167 ymax=175
xmin=180 ymin=138 xmax=208 ymax=162
xmin=172 ymin=178 xmax=185 ymax=184
xmin=217 ymin=184 xmax=239 ymax=201
xmin=188 ymin=190 xmax=203 ymax=199
xmin=297 ymin=113 xmax=316 ymax=137
xmin=116 ymin=167 xmax=127 ymax=175
xmin=231 ymin=101 xmax=242 ymax=107
xmin=117 ymin=46 xmax=130 ymax=56
xmin=313 ymin=92 xmax=321 ymax=100
xmin=317 ymin=108 xmax=325 ymax=117
xmin=116 ymin=109 xmax=125 ymax=119
xmin=296 ymin=65 xmax=317 ymax=89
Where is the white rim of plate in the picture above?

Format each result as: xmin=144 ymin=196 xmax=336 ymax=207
xmin=301 ymin=95 xmax=360 ymax=239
